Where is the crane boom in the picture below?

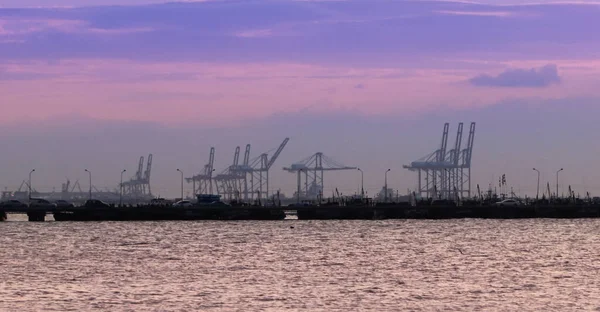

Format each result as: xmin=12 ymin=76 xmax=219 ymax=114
xmin=243 ymin=144 xmax=251 ymax=166
xmin=137 ymin=156 xmax=144 ymax=180
xmin=207 ymin=147 xmax=215 ymax=174
xmin=144 ymin=154 xmax=153 ymax=181
xmin=267 ymin=138 xmax=289 ymax=169
xmin=439 ymin=123 xmax=449 ymax=162
xmin=453 ymin=122 xmax=463 ymax=165
xmin=464 ymin=122 xmax=476 ymax=166
xmin=233 ymin=146 xmax=240 ymax=167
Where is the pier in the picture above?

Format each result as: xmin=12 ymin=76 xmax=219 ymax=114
xmin=2 ymin=196 xmax=600 ymax=222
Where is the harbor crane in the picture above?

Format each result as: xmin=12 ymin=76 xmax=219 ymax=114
xmin=213 ymin=146 xmax=245 ymax=201
xmin=186 ymin=147 xmax=216 ymax=196
xmin=215 ymin=138 xmax=290 ymax=201
xmin=122 ymin=154 xmax=154 ymax=200
xmin=283 ymin=152 xmax=356 ymax=201
xmin=403 ymin=122 xmax=476 ymax=199
xmin=241 ymin=138 xmax=290 ymax=200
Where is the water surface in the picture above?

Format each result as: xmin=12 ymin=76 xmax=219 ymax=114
xmin=1 ymin=218 xmax=599 ymax=311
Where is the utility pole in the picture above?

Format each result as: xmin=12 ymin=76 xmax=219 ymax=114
xmin=533 ymin=168 xmax=540 ymax=199
xmin=28 ymin=169 xmax=35 ymax=201
xmin=384 ymin=169 xmax=391 ymax=202
xmin=177 ymin=169 xmax=184 ymax=200
xmin=84 ymin=169 xmax=92 ymax=200
xmin=120 ymin=169 xmax=126 ymax=206
xmin=556 ymin=168 xmax=563 ymax=198
xmin=357 ymin=168 xmax=364 ymax=197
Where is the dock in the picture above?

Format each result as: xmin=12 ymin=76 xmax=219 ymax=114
xmin=2 ymin=198 xmax=600 ymax=222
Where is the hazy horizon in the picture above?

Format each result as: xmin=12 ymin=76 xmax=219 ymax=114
xmin=2 ymin=0 xmax=600 ymax=198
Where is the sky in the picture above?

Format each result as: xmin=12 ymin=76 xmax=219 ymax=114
xmin=1 ymin=0 xmax=600 ymax=198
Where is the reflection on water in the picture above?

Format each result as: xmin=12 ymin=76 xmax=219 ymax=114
xmin=1 ymin=219 xmax=600 ymax=311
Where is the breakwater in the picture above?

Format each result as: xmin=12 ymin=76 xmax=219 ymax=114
xmin=2 ymin=198 xmax=600 ymax=221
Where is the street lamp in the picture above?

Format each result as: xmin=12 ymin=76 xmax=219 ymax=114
xmin=28 ymin=169 xmax=35 ymax=200
xmin=84 ymin=169 xmax=92 ymax=200
xmin=177 ymin=169 xmax=184 ymax=200
xmin=384 ymin=169 xmax=391 ymax=202
xmin=120 ymin=169 xmax=126 ymax=206
xmin=556 ymin=168 xmax=563 ymax=198
xmin=532 ymin=168 xmax=540 ymax=199
xmin=357 ymin=168 xmax=364 ymax=197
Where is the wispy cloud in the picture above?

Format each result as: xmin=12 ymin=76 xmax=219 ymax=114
xmin=1 ymin=0 xmax=599 ymax=62
xmin=469 ymin=64 xmax=561 ymax=88
xmin=436 ymin=10 xmax=517 ymax=17
xmin=0 ymin=19 xmax=84 ymax=35
xmin=2 ymin=59 xmax=597 ymax=126
xmin=0 ymin=18 xmax=154 ymax=36
xmin=0 ymin=38 xmax=25 ymax=44
xmin=234 ymin=28 xmax=273 ymax=38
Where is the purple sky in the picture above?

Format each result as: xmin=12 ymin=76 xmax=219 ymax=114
xmin=1 ymin=0 xmax=600 ymax=197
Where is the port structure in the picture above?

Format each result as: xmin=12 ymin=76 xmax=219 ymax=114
xmin=403 ymin=122 xmax=476 ymax=199
xmin=213 ymin=146 xmax=244 ymax=201
xmin=214 ymin=138 xmax=290 ymax=201
xmin=283 ymin=152 xmax=356 ymax=201
xmin=185 ymin=147 xmax=215 ymax=196
xmin=1 ymin=154 xmax=155 ymax=204
xmin=121 ymin=154 xmax=153 ymax=200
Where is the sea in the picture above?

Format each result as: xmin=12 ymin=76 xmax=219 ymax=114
xmin=1 ymin=216 xmax=599 ymax=311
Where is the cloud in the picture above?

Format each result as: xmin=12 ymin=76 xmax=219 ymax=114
xmin=3 ymin=59 xmax=600 ymax=126
xmin=234 ymin=28 xmax=273 ymax=38
xmin=0 ymin=19 xmax=84 ymax=35
xmin=0 ymin=39 xmax=25 ymax=44
xmin=436 ymin=10 xmax=516 ymax=17
xmin=469 ymin=64 xmax=561 ymax=87
xmin=0 ymin=66 xmax=56 ymax=80
xmin=1 ymin=1 xmax=600 ymax=62
xmin=0 ymin=18 xmax=154 ymax=36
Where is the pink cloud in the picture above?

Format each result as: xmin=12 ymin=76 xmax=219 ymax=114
xmin=1 ymin=59 xmax=600 ymax=126
xmin=234 ymin=29 xmax=274 ymax=38
xmin=0 ymin=38 xmax=25 ymax=44
xmin=436 ymin=10 xmax=517 ymax=17
xmin=0 ymin=18 xmax=154 ymax=36
xmin=0 ymin=18 xmax=85 ymax=35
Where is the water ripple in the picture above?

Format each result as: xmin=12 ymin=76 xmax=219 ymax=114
xmin=1 ymin=219 xmax=600 ymax=311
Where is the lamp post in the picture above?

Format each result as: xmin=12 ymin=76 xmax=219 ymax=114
xmin=384 ymin=169 xmax=391 ymax=202
xmin=177 ymin=169 xmax=184 ymax=200
xmin=28 ymin=169 xmax=35 ymax=200
xmin=357 ymin=168 xmax=364 ymax=197
xmin=120 ymin=169 xmax=126 ymax=206
xmin=556 ymin=168 xmax=563 ymax=198
xmin=532 ymin=168 xmax=540 ymax=199
xmin=84 ymin=169 xmax=92 ymax=200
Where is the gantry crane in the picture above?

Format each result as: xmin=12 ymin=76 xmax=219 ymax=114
xmin=214 ymin=138 xmax=289 ymax=201
xmin=186 ymin=147 xmax=216 ymax=195
xmin=122 ymin=154 xmax=154 ymax=200
xmin=283 ymin=152 xmax=356 ymax=201
xmin=403 ymin=122 xmax=476 ymax=199
xmin=214 ymin=146 xmax=246 ymax=201
xmin=232 ymin=138 xmax=290 ymax=201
